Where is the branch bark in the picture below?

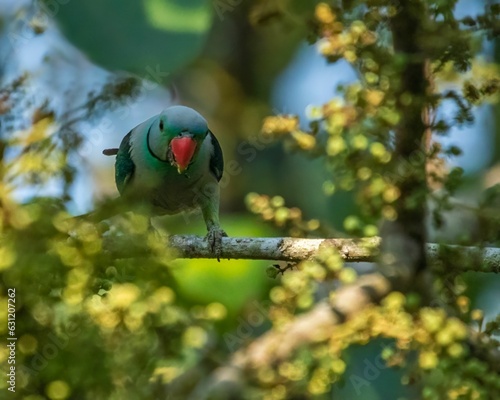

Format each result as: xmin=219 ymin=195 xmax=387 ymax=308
xmin=168 ymin=235 xmax=379 ymax=262
xmin=167 ymin=235 xmax=500 ymax=273
xmin=379 ymin=0 xmax=428 ymax=280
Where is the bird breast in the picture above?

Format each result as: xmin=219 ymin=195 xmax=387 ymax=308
xmin=131 ymin=133 xmax=216 ymax=215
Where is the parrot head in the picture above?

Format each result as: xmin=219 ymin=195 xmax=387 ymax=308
xmin=147 ymin=106 xmax=209 ymax=173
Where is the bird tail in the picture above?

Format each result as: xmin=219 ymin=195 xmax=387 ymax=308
xmin=103 ymin=148 xmax=119 ymax=156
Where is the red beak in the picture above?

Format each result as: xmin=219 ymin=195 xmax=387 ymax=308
xmin=170 ymin=137 xmax=197 ymax=173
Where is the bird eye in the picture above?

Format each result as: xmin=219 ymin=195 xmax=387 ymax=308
xmin=159 ymin=120 xmax=164 ymax=130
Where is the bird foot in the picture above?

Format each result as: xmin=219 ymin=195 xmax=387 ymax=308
xmin=206 ymin=227 xmax=227 ymax=261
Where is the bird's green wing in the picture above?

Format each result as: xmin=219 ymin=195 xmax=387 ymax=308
xmin=208 ymin=131 xmax=224 ymax=182
xmin=115 ymin=131 xmax=135 ymax=195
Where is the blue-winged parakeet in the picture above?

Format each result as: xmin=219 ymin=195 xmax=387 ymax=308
xmin=103 ymin=106 xmax=227 ymax=258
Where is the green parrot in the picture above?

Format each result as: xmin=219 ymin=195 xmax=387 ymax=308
xmin=103 ymin=105 xmax=227 ymax=258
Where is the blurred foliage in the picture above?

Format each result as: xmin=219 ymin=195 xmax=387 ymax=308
xmin=44 ymin=0 xmax=212 ymax=73
xmin=1 ymin=0 xmax=500 ymax=399
xmin=245 ymin=193 xmax=339 ymax=237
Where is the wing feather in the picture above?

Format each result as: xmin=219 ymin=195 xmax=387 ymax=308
xmin=208 ymin=131 xmax=224 ymax=182
xmin=115 ymin=131 xmax=135 ymax=194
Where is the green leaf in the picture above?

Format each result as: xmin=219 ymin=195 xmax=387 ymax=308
xmin=47 ymin=0 xmax=213 ymax=73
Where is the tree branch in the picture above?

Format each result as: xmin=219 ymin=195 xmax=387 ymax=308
xmin=200 ymin=270 xmax=500 ymax=397
xmin=167 ymin=235 xmax=500 ymax=273
xmin=168 ymin=235 xmax=379 ymax=261
xmin=195 ymin=272 xmax=393 ymax=398
xmin=379 ymin=0 xmax=428 ymax=281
